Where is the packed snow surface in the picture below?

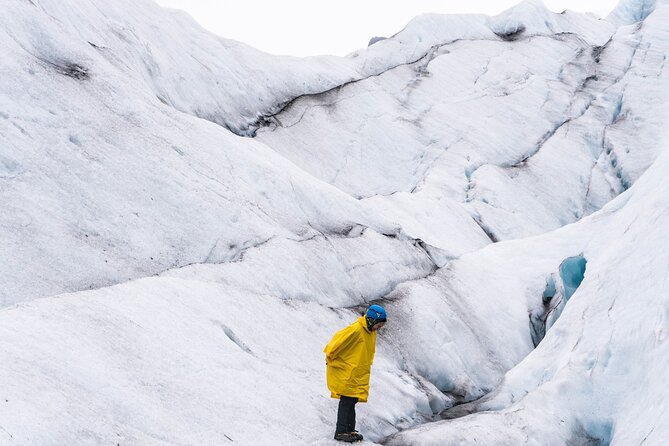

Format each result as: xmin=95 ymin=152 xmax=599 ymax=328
xmin=1 ymin=0 xmax=669 ymax=445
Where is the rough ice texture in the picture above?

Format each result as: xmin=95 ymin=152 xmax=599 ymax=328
xmin=1 ymin=0 xmax=669 ymax=445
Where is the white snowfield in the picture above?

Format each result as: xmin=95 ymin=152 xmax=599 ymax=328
xmin=0 ymin=0 xmax=668 ymax=444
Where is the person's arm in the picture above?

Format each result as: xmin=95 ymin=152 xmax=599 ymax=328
xmin=324 ymin=328 xmax=359 ymax=363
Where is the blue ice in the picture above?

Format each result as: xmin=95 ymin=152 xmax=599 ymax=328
xmin=559 ymin=255 xmax=587 ymax=301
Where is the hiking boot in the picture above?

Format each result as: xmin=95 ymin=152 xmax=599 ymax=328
xmin=334 ymin=431 xmax=363 ymax=442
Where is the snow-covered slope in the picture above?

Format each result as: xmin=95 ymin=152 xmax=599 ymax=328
xmin=1 ymin=0 xmax=669 ymax=445
xmin=388 ymin=120 xmax=669 ymax=446
xmin=257 ymin=0 xmax=669 ymax=246
xmin=1 ymin=0 xmax=442 ymax=304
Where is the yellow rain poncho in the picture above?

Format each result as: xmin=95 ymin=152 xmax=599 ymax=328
xmin=323 ymin=316 xmax=377 ymax=402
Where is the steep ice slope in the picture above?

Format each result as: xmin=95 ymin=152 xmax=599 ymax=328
xmin=0 ymin=0 xmax=611 ymax=305
xmin=1 ymin=0 xmax=669 ymax=445
xmin=2 ymin=136 xmax=667 ymax=444
xmin=389 ymin=122 xmax=669 ymax=446
xmin=3 ymin=146 xmax=667 ymax=445
xmin=3 ymin=0 xmax=666 ymax=304
xmin=1 ymin=0 xmax=453 ymax=304
xmin=0 ymin=0 xmax=413 ymax=135
xmin=607 ymin=0 xmax=669 ymax=25
xmin=385 ymin=5 xmax=669 ymax=445
xmin=0 ymin=0 xmax=519 ymax=136
xmin=257 ymin=0 xmax=669 ymax=248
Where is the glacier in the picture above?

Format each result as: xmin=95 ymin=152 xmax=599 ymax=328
xmin=1 ymin=0 xmax=668 ymax=444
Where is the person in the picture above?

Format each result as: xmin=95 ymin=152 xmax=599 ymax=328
xmin=323 ymin=304 xmax=387 ymax=443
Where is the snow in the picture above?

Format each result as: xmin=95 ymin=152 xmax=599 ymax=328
xmin=388 ymin=134 xmax=669 ymax=445
xmin=1 ymin=0 xmax=669 ymax=445
xmin=606 ymin=0 xmax=668 ymax=25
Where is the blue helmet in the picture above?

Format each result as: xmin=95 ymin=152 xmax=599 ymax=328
xmin=365 ymin=304 xmax=387 ymax=329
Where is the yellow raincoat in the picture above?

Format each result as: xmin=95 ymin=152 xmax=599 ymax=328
xmin=323 ymin=316 xmax=377 ymax=402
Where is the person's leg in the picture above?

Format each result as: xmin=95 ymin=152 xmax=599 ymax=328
xmin=347 ymin=397 xmax=358 ymax=432
xmin=336 ymin=396 xmax=357 ymax=433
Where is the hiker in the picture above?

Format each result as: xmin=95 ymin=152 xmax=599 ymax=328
xmin=324 ymin=304 xmax=387 ymax=443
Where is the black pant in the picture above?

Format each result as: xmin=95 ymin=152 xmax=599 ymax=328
xmin=336 ymin=396 xmax=358 ymax=434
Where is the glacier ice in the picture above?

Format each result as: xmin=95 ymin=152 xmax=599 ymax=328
xmin=542 ymin=275 xmax=557 ymax=302
xmin=559 ymin=254 xmax=587 ymax=302
xmin=1 ymin=0 xmax=669 ymax=445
